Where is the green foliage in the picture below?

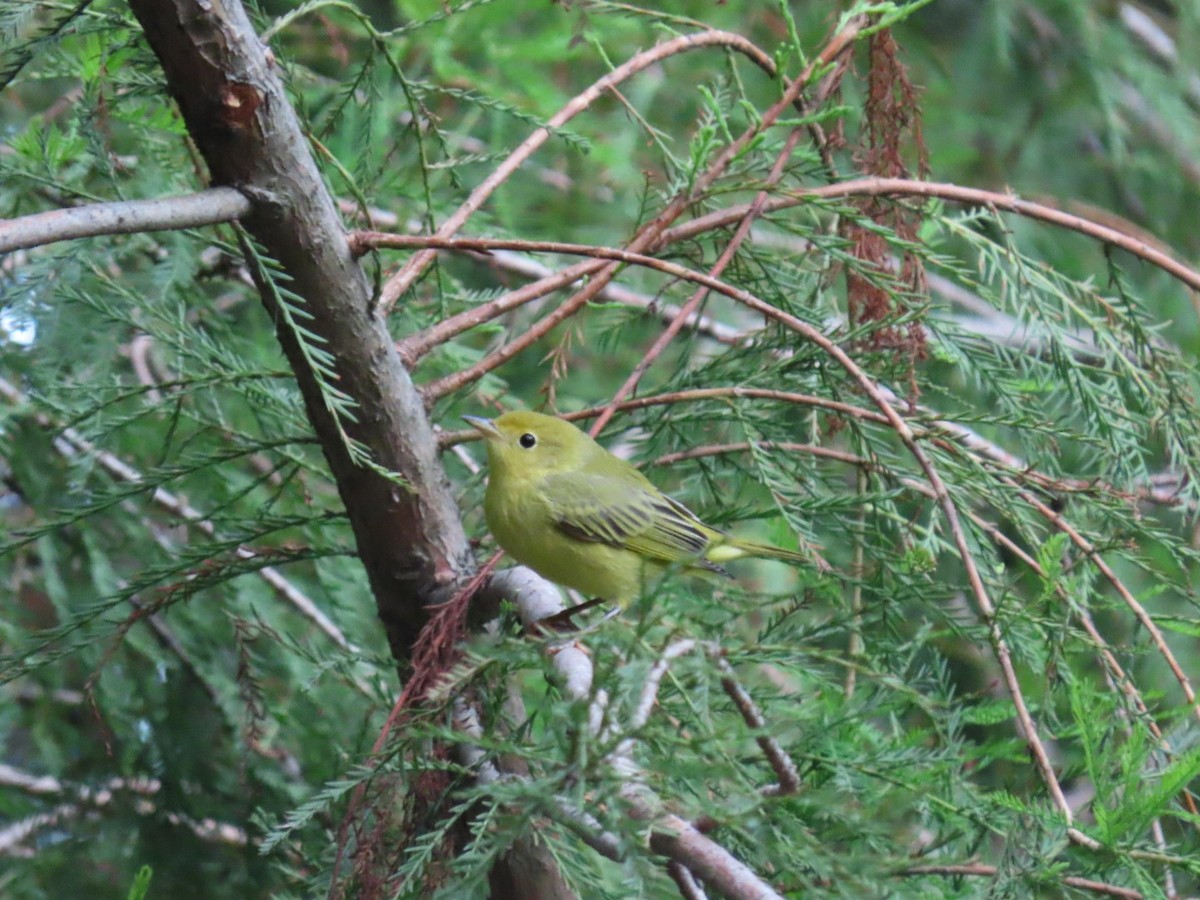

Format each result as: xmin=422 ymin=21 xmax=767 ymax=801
xmin=2 ymin=0 xmax=1200 ymax=898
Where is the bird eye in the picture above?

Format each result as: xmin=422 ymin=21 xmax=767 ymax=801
xmin=519 ymin=433 xmax=537 ymax=449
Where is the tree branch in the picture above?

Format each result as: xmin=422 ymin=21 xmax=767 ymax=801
xmin=127 ymin=0 xmax=473 ymax=666
xmin=0 ymin=188 xmax=250 ymax=253
xmin=375 ymin=29 xmax=778 ymax=312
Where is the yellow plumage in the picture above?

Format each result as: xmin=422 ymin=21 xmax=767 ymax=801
xmin=465 ymin=411 xmax=807 ymax=606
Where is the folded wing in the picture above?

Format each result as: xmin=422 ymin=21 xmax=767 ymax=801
xmin=542 ymin=472 xmax=731 ymax=577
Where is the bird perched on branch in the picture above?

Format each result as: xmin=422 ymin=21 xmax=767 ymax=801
xmin=465 ymin=410 xmax=809 ymax=612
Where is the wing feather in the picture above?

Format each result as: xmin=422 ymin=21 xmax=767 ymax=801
xmin=543 ymin=472 xmax=730 ymax=576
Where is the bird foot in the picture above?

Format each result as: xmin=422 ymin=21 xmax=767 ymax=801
xmin=527 ymin=597 xmax=610 ymax=635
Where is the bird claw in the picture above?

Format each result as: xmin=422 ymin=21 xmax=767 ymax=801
xmin=527 ymin=596 xmax=611 ymax=636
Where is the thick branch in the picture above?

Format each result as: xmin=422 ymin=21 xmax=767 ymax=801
xmin=127 ymin=0 xmax=472 ymax=665
xmin=127 ymin=3 xmax=576 ymax=895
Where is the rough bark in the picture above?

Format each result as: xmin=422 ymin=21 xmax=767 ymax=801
xmin=125 ymin=1 xmax=580 ymax=897
xmin=126 ymin=4 xmax=578 ymax=895
xmin=127 ymin=0 xmax=471 ymax=664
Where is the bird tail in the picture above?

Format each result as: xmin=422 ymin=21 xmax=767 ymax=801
xmin=708 ymin=537 xmax=811 ymax=566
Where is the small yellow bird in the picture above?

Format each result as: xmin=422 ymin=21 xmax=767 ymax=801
xmin=465 ymin=410 xmax=808 ymax=608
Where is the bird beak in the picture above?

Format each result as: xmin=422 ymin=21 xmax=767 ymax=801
xmin=463 ymin=415 xmax=501 ymax=439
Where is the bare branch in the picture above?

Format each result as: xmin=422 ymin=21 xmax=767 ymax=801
xmin=648 ymin=816 xmax=784 ymax=900
xmin=0 ymin=188 xmax=250 ymax=254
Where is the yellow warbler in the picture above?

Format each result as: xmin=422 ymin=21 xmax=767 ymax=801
xmin=465 ymin=410 xmax=807 ymax=607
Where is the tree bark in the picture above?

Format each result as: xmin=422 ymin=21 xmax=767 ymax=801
xmin=127 ymin=0 xmax=471 ymax=664
xmin=126 ymin=3 xmax=577 ymax=896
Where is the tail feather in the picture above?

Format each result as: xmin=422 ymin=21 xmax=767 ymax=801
xmin=708 ymin=537 xmax=810 ymax=566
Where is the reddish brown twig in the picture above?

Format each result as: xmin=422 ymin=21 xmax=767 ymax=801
xmin=376 ymin=30 xmax=778 ymax=313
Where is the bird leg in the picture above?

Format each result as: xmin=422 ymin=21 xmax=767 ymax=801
xmin=528 ymin=596 xmax=609 ymax=635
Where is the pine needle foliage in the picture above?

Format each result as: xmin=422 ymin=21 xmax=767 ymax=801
xmin=2 ymin=1 xmax=1200 ymax=897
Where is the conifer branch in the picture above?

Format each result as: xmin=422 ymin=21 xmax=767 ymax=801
xmin=0 ymin=188 xmax=250 ymax=253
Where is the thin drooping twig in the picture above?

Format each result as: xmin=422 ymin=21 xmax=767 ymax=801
xmin=666 ymin=178 xmax=1200 ymax=292
xmin=899 ymin=863 xmax=1143 ymax=899
xmin=0 ymin=188 xmax=250 ymax=253
xmin=845 ymin=467 xmax=868 ymax=698
xmin=0 ymin=374 xmax=354 ymax=652
xmin=403 ymin=212 xmax=1111 ymax=361
xmin=394 ymin=235 xmax=1079 ymax=827
xmin=375 ymin=29 xmax=778 ymax=312
xmin=356 ymin=233 xmax=1166 ymax=483
xmin=380 ymin=17 xmax=868 ymax=406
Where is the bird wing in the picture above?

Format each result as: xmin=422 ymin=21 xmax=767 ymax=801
xmin=541 ymin=472 xmax=730 ymax=576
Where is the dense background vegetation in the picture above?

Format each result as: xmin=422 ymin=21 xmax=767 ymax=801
xmin=2 ymin=1 xmax=1199 ymax=897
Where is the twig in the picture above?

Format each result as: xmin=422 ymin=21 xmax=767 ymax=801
xmin=648 ymin=816 xmax=784 ymax=900
xmin=654 ymin=441 xmax=868 ymax=470
xmin=629 ymin=639 xmax=698 ymax=731
xmin=668 ymin=861 xmax=711 ymax=900
xmin=0 ymin=764 xmax=248 ymax=855
xmin=0 ymin=375 xmax=355 ymax=653
xmin=667 ymin=178 xmax=1200 ymax=293
xmin=845 ymin=467 xmax=868 ymax=698
xmin=899 ymin=862 xmax=1142 ymax=899
xmin=376 ymin=30 xmax=778 ymax=312
xmin=714 ymin=657 xmax=800 ymax=796
xmin=437 ymin=387 xmax=891 ymax=450
xmin=392 ymin=251 xmax=739 ymax=367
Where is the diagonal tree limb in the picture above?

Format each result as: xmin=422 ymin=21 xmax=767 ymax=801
xmin=125 ymin=2 xmax=573 ymax=896
xmin=127 ymin=0 xmax=473 ymax=667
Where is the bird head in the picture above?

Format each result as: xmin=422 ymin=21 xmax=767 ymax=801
xmin=464 ymin=410 xmax=602 ymax=481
